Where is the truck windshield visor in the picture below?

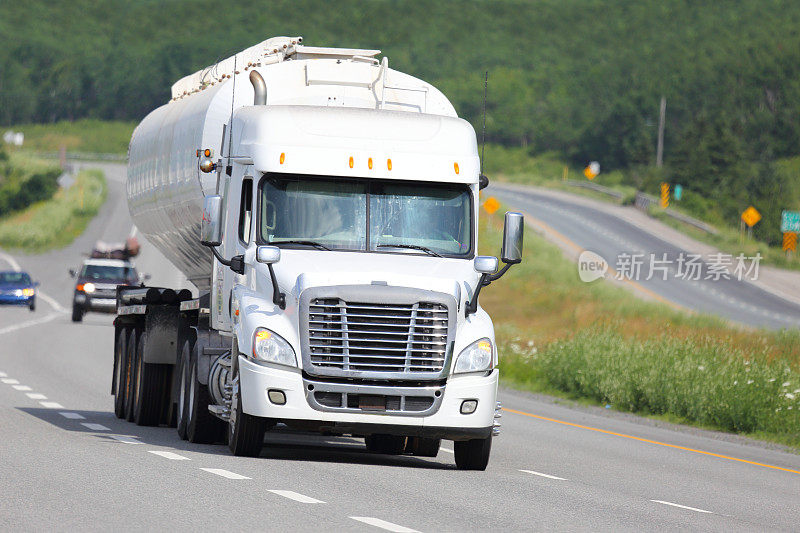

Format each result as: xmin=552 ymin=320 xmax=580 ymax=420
xmin=259 ymin=174 xmax=472 ymax=257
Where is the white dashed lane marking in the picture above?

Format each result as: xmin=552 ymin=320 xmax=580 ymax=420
xmin=520 ymin=469 xmax=567 ymax=480
xmin=109 ymin=435 xmax=141 ymax=444
xmin=2 ymin=378 xmax=20 ymax=384
xmin=59 ymin=412 xmax=85 ymax=420
xmin=268 ymin=490 xmax=325 ymax=504
xmin=12 ymin=385 xmax=32 ymax=391
xmin=200 ymin=468 xmax=251 ymax=480
xmin=39 ymin=401 xmax=64 ymax=409
xmin=81 ymin=423 xmax=110 ymax=431
xmin=148 ymin=450 xmax=190 ymax=461
xmin=26 ymin=393 xmax=47 ymax=400
xmin=651 ymin=500 xmax=713 ymax=514
xmin=349 ymin=517 xmax=419 ymax=533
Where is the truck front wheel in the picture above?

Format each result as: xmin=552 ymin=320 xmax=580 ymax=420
xmin=228 ymin=382 xmax=267 ymax=457
xmin=454 ymin=437 xmax=492 ymax=471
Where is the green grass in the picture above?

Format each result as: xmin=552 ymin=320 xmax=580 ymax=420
xmin=8 ymin=119 xmax=135 ymax=155
xmin=0 ymin=169 xmax=107 ymax=251
xmin=478 ymin=208 xmax=800 ymax=448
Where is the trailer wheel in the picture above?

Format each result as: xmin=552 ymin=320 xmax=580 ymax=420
xmin=113 ymin=327 xmax=129 ymax=418
xmin=454 ymin=437 xmax=492 ymax=471
xmin=228 ymin=385 xmax=267 ymax=457
xmin=176 ymin=339 xmax=191 ymax=440
xmin=186 ymin=347 xmax=222 ymax=444
xmin=365 ymin=434 xmax=406 ymax=455
xmin=132 ymin=331 xmax=169 ymax=426
xmin=123 ymin=327 xmax=140 ymax=422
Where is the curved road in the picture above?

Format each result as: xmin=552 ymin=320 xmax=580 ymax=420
xmin=1 ymin=165 xmax=799 ymax=531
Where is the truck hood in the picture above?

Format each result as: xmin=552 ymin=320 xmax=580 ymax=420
xmin=271 ymin=249 xmax=480 ymax=306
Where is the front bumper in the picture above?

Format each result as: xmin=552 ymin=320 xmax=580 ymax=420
xmin=0 ymin=295 xmax=33 ymax=306
xmin=74 ymin=293 xmax=117 ymax=313
xmin=239 ymin=356 xmax=498 ymax=440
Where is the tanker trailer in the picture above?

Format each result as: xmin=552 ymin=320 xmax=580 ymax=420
xmin=112 ymin=36 xmax=524 ymax=470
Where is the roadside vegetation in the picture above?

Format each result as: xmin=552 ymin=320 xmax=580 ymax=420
xmin=479 ymin=210 xmax=800 ymax=448
xmin=0 ymin=147 xmax=61 ymax=216
xmin=7 ymin=119 xmax=135 ymax=156
xmin=0 ymin=169 xmax=106 ymax=252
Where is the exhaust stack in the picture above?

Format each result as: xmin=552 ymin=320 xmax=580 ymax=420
xmin=249 ymin=71 xmax=266 ymax=105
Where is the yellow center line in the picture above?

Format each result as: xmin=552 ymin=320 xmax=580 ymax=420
xmin=503 ymin=407 xmax=800 ymax=476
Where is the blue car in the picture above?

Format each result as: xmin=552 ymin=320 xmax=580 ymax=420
xmin=0 ymin=271 xmax=38 ymax=311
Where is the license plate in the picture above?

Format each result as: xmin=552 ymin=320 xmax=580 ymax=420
xmin=358 ymin=395 xmax=386 ymax=411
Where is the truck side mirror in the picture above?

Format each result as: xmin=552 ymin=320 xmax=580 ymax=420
xmin=501 ymin=212 xmax=524 ymax=264
xmin=256 ymin=246 xmax=281 ymax=264
xmin=473 ymin=256 xmax=498 ymax=274
xmin=68 ymin=269 xmax=76 ymax=278
xmin=200 ymin=195 xmax=223 ymax=246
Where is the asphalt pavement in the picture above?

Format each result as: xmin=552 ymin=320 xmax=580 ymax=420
xmin=1 ymin=164 xmax=799 ymax=531
xmin=491 ymin=183 xmax=800 ymax=330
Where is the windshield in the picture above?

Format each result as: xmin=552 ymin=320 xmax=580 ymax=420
xmin=0 ymin=272 xmax=31 ymax=284
xmin=81 ymin=264 xmax=138 ymax=282
xmin=259 ymin=175 xmax=472 ymax=256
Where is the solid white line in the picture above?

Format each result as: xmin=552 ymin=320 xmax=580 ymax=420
xmin=109 ymin=435 xmax=141 ymax=444
xmin=12 ymin=385 xmax=32 ymax=391
xmin=519 ymin=469 xmax=567 ymax=480
xmin=59 ymin=412 xmax=85 ymax=420
xmin=268 ymin=490 xmax=325 ymax=504
xmin=0 ymin=250 xmax=21 ymax=271
xmin=200 ymin=468 xmax=251 ymax=480
xmin=651 ymin=500 xmax=713 ymax=514
xmin=26 ymin=393 xmax=47 ymax=399
xmin=39 ymin=401 xmax=64 ymax=408
xmin=1 ymin=378 xmax=20 ymax=384
xmin=440 ymin=447 xmax=454 ymax=454
xmin=0 ymin=372 xmax=6 ymax=377
xmin=349 ymin=517 xmax=419 ymax=533
xmin=148 ymin=450 xmax=190 ymax=461
xmin=0 ymin=312 xmax=61 ymax=336
xmin=81 ymin=423 xmax=110 ymax=431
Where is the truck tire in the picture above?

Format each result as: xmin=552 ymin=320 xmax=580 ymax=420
xmin=406 ymin=437 xmax=440 ymax=458
xmin=228 ymin=388 xmax=267 ymax=457
xmin=124 ymin=327 xmax=140 ymax=422
xmin=454 ymin=437 xmax=492 ymax=471
xmin=113 ymin=327 xmax=129 ymax=418
xmin=71 ymin=304 xmax=83 ymax=322
xmin=29 ymin=298 xmax=35 ymax=312
xmin=186 ymin=349 xmax=221 ymax=444
xmin=132 ymin=331 xmax=169 ymax=426
xmin=365 ymin=434 xmax=406 ymax=455
xmin=176 ymin=339 xmax=191 ymax=440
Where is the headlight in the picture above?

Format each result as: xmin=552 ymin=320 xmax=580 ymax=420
xmin=252 ymin=328 xmax=297 ymax=367
xmin=22 ymin=288 xmax=35 ymax=297
xmin=78 ymin=282 xmax=96 ymax=294
xmin=454 ymin=338 xmax=493 ymax=374
xmin=13 ymin=289 xmax=23 ymax=296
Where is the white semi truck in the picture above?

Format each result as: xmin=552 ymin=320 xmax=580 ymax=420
xmin=112 ymin=36 xmax=523 ymax=470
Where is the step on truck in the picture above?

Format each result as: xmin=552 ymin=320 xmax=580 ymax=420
xmin=112 ymin=36 xmax=523 ymax=470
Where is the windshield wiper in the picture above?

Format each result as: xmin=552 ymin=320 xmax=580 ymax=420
xmin=376 ymin=244 xmax=442 ymax=257
xmin=271 ymin=240 xmax=330 ymax=251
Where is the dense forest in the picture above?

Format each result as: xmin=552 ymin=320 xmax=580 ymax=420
xmin=1 ymin=0 xmax=799 ymax=242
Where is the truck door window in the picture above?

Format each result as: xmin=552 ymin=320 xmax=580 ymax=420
xmin=238 ymin=179 xmax=253 ymax=244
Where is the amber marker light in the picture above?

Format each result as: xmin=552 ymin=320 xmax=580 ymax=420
xmin=454 ymin=162 xmax=460 ymax=174
xmin=387 ymin=158 xmax=392 ymax=171
xmin=204 ymin=148 xmax=211 ymax=157
xmin=349 ymin=156 xmax=354 ymax=169
xmin=280 ymin=152 xmax=285 ymax=164
xmin=368 ymin=157 xmax=373 ymax=170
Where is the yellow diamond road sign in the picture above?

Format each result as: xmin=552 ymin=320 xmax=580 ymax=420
xmin=741 ymin=206 xmax=761 ymax=227
xmin=483 ymin=196 xmax=500 ymax=215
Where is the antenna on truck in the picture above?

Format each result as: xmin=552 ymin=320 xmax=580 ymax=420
xmin=479 ymin=71 xmax=489 ymax=190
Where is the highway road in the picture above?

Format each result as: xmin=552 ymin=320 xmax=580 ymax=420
xmin=1 ymin=164 xmax=800 ymax=531
xmin=491 ymin=183 xmax=800 ymax=330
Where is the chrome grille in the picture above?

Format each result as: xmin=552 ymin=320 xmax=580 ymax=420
xmin=307 ymin=299 xmax=449 ymax=373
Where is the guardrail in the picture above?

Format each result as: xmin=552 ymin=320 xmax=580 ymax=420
xmin=634 ymin=192 xmax=718 ymax=235
xmin=564 ymin=180 xmax=625 ymax=200
xmin=33 ymin=151 xmax=127 ymax=162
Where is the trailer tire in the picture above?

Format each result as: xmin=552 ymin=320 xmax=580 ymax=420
xmin=132 ymin=331 xmax=169 ymax=426
xmin=113 ymin=327 xmax=129 ymax=418
xmin=228 ymin=388 xmax=267 ymax=457
xmin=124 ymin=327 xmax=140 ymax=422
xmin=186 ymin=348 xmax=221 ymax=444
xmin=176 ymin=339 xmax=191 ymax=440
xmin=365 ymin=434 xmax=406 ymax=455
xmin=454 ymin=436 xmax=492 ymax=471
